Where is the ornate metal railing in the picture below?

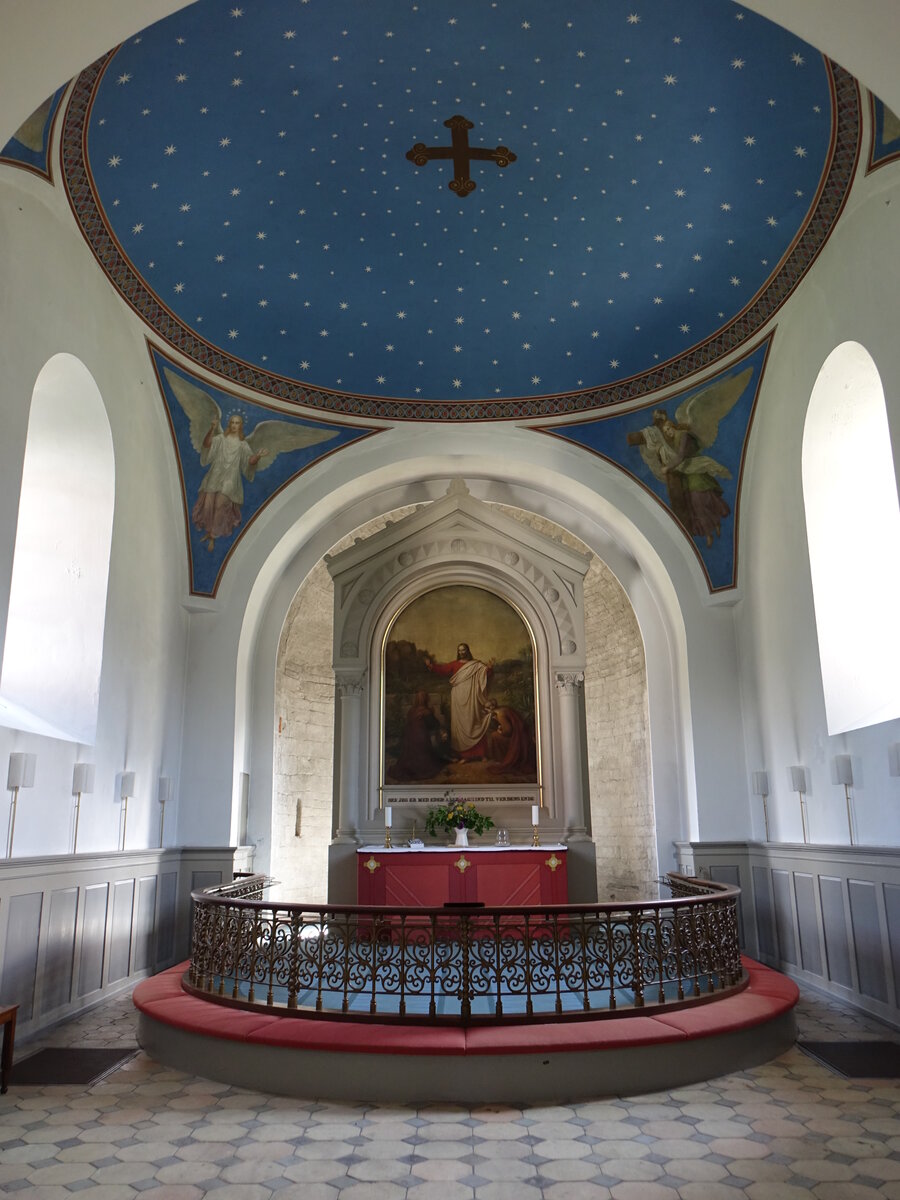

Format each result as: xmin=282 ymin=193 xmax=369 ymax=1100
xmin=185 ymin=873 xmax=744 ymax=1024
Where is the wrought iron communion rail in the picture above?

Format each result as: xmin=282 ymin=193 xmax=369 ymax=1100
xmin=185 ymin=873 xmax=744 ymax=1024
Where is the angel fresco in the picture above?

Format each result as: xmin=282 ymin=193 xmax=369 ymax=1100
xmin=165 ymin=368 xmax=337 ymax=551
xmin=626 ymin=366 xmax=752 ymax=548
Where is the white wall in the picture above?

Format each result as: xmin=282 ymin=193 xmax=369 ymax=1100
xmin=0 ymin=167 xmax=189 ymax=856
xmin=2 ymin=0 xmax=898 ymax=872
xmin=736 ymin=167 xmax=900 ymax=847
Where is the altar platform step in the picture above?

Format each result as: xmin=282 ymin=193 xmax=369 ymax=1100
xmin=134 ymin=957 xmax=798 ymax=1104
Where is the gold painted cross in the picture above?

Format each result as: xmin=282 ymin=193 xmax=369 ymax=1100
xmin=406 ymin=115 xmax=516 ymax=197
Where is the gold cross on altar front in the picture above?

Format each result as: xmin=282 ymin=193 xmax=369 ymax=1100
xmin=406 ymin=115 xmax=516 ymax=197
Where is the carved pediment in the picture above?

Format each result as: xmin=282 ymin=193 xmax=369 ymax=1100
xmin=328 ymin=481 xmax=589 ymax=667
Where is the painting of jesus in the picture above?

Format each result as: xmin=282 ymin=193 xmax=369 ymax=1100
xmin=382 ymin=585 xmax=538 ymax=787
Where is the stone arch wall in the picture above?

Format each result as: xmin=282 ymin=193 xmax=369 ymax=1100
xmin=496 ymin=507 xmax=656 ymax=899
xmin=273 ymin=508 xmax=416 ymax=899
xmin=274 ymin=503 xmax=653 ymax=901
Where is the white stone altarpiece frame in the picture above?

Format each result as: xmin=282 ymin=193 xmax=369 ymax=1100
xmin=326 ymin=481 xmax=594 ymax=898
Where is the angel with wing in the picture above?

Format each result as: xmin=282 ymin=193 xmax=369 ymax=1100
xmin=165 ymin=369 xmax=338 ymax=551
xmin=627 ymin=366 xmax=752 ymax=548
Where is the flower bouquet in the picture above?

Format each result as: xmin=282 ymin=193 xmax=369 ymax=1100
xmin=425 ymin=801 xmax=494 ymax=847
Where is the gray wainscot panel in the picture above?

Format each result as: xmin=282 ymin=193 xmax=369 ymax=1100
xmin=0 ymin=847 xmax=240 ymax=1041
xmin=78 ymin=883 xmax=109 ymax=997
xmin=134 ymin=875 xmax=158 ymax=974
xmin=108 ymin=879 xmax=135 ymax=984
xmin=818 ymin=876 xmax=852 ymax=988
xmin=157 ymin=871 xmax=178 ymax=964
xmin=686 ymin=843 xmax=900 ymax=1032
xmin=792 ymin=872 xmax=823 ymax=977
xmin=752 ymin=865 xmax=776 ymax=960
xmin=886 ymin=883 xmax=900 ymax=1002
xmin=848 ymin=879 xmax=888 ymax=1003
xmin=41 ymin=887 xmax=79 ymax=1014
xmin=191 ymin=871 xmax=223 ymax=891
xmin=771 ymin=870 xmax=797 ymax=966
xmin=0 ymin=891 xmax=43 ymax=1019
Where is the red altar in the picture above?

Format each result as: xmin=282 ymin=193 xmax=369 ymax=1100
xmin=356 ymin=846 xmax=568 ymax=907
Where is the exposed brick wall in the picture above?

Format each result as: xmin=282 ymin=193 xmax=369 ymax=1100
xmin=581 ymin=557 xmax=656 ymax=899
xmin=272 ymin=557 xmax=335 ymax=902
xmin=494 ymin=508 xmax=657 ymax=899
xmin=272 ymin=510 xmax=416 ymax=900
xmin=273 ymin=504 xmax=654 ymax=902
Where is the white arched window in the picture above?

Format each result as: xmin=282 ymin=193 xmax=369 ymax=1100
xmin=802 ymin=342 xmax=900 ymax=734
xmin=0 ymin=355 xmax=115 ymax=743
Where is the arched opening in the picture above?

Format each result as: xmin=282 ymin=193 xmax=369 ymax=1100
xmin=0 ymin=354 xmax=115 ymax=743
xmin=272 ymin=500 xmax=655 ymax=902
xmin=802 ymin=341 xmax=900 ymax=734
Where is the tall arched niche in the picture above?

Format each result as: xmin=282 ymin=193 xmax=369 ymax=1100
xmin=272 ymin=487 xmax=656 ymax=903
xmin=0 ymin=353 xmax=114 ymax=743
xmin=802 ymin=341 xmax=900 ymax=734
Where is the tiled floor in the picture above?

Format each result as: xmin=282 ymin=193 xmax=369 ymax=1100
xmin=2 ymin=985 xmax=900 ymax=1199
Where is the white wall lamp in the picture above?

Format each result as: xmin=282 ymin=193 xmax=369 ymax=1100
xmin=6 ymin=751 xmax=36 ymax=858
xmin=71 ymin=762 xmax=95 ymax=853
xmin=157 ymin=776 xmax=171 ymax=848
xmin=751 ymin=770 xmax=770 ymax=841
xmin=119 ymin=771 xmax=135 ymax=851
xmin=835 ymin=755 xmax=855 ymax=845
xmin=790 ymin=765 xmax=809 ymax=844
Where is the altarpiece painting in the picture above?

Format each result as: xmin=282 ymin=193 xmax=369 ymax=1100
xmin=382 ymin=585 xmax=539 ymax=795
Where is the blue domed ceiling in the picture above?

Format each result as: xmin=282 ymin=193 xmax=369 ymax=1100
xmin=63 ymin=0 xmax=859 ymax=420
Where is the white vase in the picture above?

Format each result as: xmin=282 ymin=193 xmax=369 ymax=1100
xmin=454 ymin=826 xmax=469 ymax=847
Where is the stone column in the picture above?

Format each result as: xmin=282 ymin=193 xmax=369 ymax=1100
xmin=335 ymin=672 xmax=365 ymax=842
xmin=555 ymin=669 xmax=597 ymax=901
xmin=555 ymin=671 xmax=587 ymax=837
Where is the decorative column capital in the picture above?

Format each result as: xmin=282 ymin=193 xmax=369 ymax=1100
xmin=338 ymin=673 xmax=366 ymax=699
xmin=554 ymin=670 xmax=584 ymax=695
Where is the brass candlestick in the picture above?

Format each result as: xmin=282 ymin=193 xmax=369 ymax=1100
xmin=532 ymin=824 xmax=539 ymax=847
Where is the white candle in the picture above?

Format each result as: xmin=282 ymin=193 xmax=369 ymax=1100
xmin=384 ymin=805 xmax=392 ymax=828
xmin=532 ymin=804 xmax=540 ymax=826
